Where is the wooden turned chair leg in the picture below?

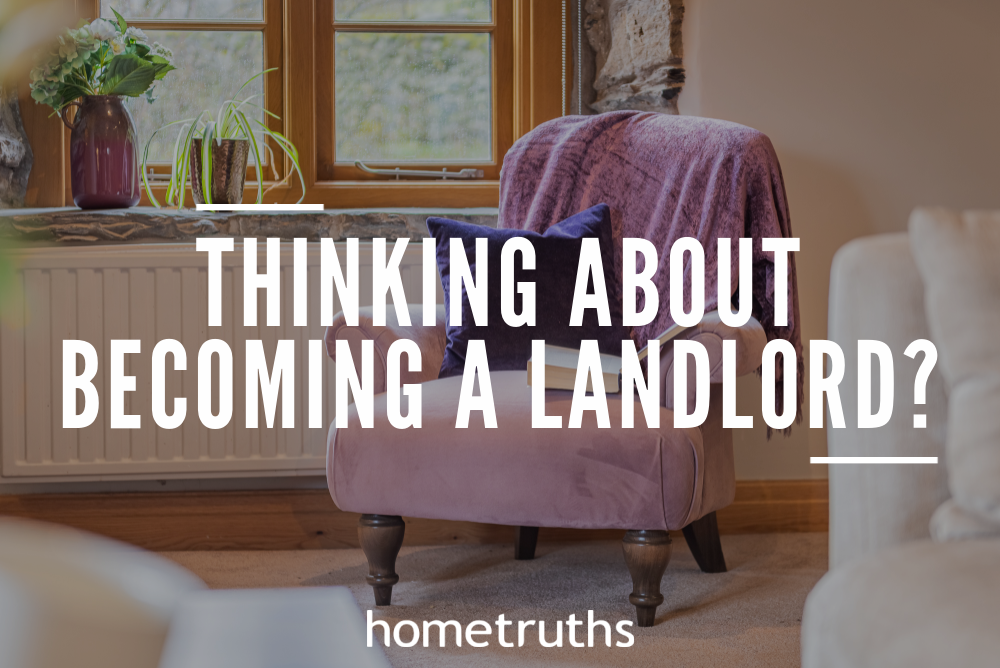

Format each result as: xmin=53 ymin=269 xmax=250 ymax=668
xmin=514 ymin=526 xmax=539 ymax=560
xmin=682 ymin=511 xmax=728 ymax=573
xmin=622 ymin=530 xmax=672 ymax=627
xmin=358 ymin=515 xmax=405 ymax=606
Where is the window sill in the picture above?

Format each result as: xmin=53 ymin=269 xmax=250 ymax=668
xmin=136 ymin=180 xmax=501 ymax=209
xmin=0 ymin=207 xmax=499 ymax=245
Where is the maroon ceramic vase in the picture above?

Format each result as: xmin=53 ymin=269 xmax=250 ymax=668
xmin=61 ymin=95 xmax=140 ymax=209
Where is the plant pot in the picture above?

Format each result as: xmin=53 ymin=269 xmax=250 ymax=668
xmin=61 ymin=95 xmax=140 ymax=210
xmin=189 ymin=138 xmax=250 ymax=206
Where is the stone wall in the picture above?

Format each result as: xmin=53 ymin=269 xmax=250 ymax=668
xmin=0 ymin=88 xmax=32 ymax=209
xmin=575 ymin=0 xmax=685 ymax=115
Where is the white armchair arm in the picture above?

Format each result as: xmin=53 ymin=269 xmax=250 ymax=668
xmin=827 ymin=233 xmax=949 ymax=568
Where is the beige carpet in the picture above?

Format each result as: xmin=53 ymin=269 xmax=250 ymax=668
xmin=162 ymin=533 xmax=827 ymax=668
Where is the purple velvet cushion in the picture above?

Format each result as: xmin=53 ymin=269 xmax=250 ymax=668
xmin=427 ymin=203 xmax=628 ymax=378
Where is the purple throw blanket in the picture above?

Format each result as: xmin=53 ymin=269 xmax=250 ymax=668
xmin=498 ymin=111 xmax=802 ymax=425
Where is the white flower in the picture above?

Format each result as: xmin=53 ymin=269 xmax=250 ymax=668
xmin=68 ymin=25 xmax=96 ymax=45
xmin=125 ymin=27 xmax=148 ymax=44
xmin=88 ymin=18 xmax=118 ymax=42
xmin=151 ymin=42 xmax=173 ymax=59
xmin=58 ymin=41 xmax=78 ymax=60
xmin=112 ymin=40 xmax=124 ymax=54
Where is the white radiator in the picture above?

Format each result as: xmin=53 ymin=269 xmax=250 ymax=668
xmin=0 ymin=241 xmax=430 ymax=483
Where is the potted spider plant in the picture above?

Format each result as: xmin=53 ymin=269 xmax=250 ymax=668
xmin=140 ymin=69 xmax=304 ymax=208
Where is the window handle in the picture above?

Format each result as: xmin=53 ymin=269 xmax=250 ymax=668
xmin=354 ymin=161 xmax=484 ymax=180
xmin=145 ymin=168 xmax=173 ymax=182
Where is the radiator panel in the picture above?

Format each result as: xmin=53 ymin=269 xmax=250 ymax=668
xmin=0 ymin=242 xmax=430 ymax=482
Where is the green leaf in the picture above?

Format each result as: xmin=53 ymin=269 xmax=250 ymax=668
xmin=140 ymin=128 xmax=163 ymax=207
xmin=56 ymin=82 xmax=89 ymax=105
xmin=111 ymin=7 xmax=128 ymax=32
xmin=147 ymin=56 xmax=175 ymax=80
xmin=133 ymin=43 xmax=150 ymax=57
xmin=151 ymin=63 xmax=176 ymax=81
xmin=236 ymin=111 xmax=264 ymax=204
xmin=178 ymin=116 xmax=205 ymax=208
xmin=101 ymin=54 xmax=155 ymax=96
xmin=200 ymin=123 xmax=215 ymax=205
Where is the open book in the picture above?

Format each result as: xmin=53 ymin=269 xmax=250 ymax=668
xmin=526 ymin=322 xmax=688 ymax=393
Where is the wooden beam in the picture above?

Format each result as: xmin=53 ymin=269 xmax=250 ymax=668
xmin=0 ymin=480 xmax=828 ymax=551
xmin=513 ymin=0 xmax=568 ymax=142
xmin=17 ymin=81 xmax=65 ymax=208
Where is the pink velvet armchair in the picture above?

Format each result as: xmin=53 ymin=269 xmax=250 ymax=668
xmin=326 ymin=305 xmax=765 ymax=626
xmin=324 ymin=112 xmax=797 ymax=626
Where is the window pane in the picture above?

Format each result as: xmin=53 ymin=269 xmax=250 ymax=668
xmin=127 ymin=31 xmax=264 ymax=164
xmin=335 ymin=32 xmax=491 ymax=162
xmin=335 ymin=0 xmax=491 ymax=23
xmin=102 ymin=0 xmax=263 ymax=21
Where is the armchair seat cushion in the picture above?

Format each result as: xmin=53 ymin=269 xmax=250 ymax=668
xmin=327 ymin=371 xmax=715 ymax=531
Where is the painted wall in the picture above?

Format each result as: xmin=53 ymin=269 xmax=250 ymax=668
xmin=9 ymin=2 xmax=1000 ymax=491
xmin=681 ymin=0 xmax=1000 ymax=478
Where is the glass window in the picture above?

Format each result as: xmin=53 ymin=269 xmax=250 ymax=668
xmin=101 ymin=1 xmax=269 ymax=165
xmin=334 ymin=32 xmax=491 ymax=162
xmin=126 ymin=31 xmax=264 ymax=163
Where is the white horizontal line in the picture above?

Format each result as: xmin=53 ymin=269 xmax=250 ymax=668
xmin=195 ymin=204 xmax=324 ymax=212
xmin=811 ymin=457 xmax=939 ymax=465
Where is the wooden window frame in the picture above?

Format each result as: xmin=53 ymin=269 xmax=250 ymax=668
xmin=315 ymin=4 xmax=512 ymax=184
xmin=20 ymin=0 xmax=570 ymax=210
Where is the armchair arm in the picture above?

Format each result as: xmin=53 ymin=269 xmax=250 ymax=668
xmin=654 ymin=312 xmax=767 ymax=518
xmin=827 ymin=234 xmax=948 ymax=568
xmin=324 ymin=304 xmax=447 ymax=395
xmin=659 ymin=311 xmax=768 ymax=413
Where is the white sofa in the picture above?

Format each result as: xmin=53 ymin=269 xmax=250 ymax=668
xmin=802 ymin=232 xmax=1000 ymax=667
